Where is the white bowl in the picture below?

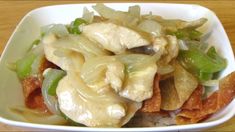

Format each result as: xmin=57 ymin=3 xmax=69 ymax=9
xmin=0 ymin=3 xmax=235 ymax=131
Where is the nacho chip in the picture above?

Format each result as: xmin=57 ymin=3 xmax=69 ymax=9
xmin=176 ymin=72 xmax=235 ymax=124
xmin=182 ymin=85 xmax=203 ymax=110
xmin=140 ymin=74 xmax=161 ymax=112
xmin=176 ymin=92 xmax=218 ymax=124
xmin=160 ymin=63 xmax=198 ymax=110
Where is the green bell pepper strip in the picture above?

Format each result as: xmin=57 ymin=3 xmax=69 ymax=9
xmin=41 ymin=69 xmax=65 ymax=115
xmin=207 ymin=47 xmax=226 ymax=65
xmin=16 ymin=53 xmax=37 ymax=79
xmin=32 ymin=39 xmax=40 ymax=46
xmin=198 ymin=71 xmax=213 ymax=81
xmin=16 ymin=39 xmax=44 ymax=79
xmin=68 ymin=18 xmax=87 ymax=34
xmin=26 ymin=38 xmax=41 ymax=52
xmin=188 ymin=30 xmax=202 ymax=40
xmin=42 ymin=69 xmax=66 ymax=96
xmin=178 ymin=47 xmax=226 ymax=73
xmin=30 ymin=54 xmax=44 ymax=76
xmin=168 ymin=29 xmax=202 ymax=40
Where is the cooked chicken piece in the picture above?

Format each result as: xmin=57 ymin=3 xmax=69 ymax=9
xmin=128 ymin=35 xmax=178 ymax=64
xmin=120 ymin=65 xmax=157 ymax=102
xmin=57 ymin=72 xmax=141 ymax=127
xmin=152 ymin=36 xmax=168 ymax=55
xmin=164 ymin=35 xmax=179 ymax=63
xmin=153 ymin=35 xmax=179 ymax=63
xmin=80 ymin=56 xmax=125 ymax=93
xmin=81 ymin=55 xmax=158 ymax=102
xmin=140 ymin=74 xmax=161 ymax=112
xmin=82 ymin=22 xmax=150 ymax=53
xmin=105 ymin=61 xmax=125 ymax=93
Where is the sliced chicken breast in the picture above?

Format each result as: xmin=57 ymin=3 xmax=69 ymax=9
xmin=82 ymin=22 xmax=150 ymax=53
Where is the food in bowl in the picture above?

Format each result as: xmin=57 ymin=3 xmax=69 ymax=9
xmin=9 ymin=3 xmax=235 ymax=127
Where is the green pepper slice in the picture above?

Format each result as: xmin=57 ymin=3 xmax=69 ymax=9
xmin=168 ymin=29 xmax=202 ymax=40
xmin=42 ymin=69 xmax=66 ymax=96
xmin=68 ymin=18 xmax=87 ymax=34
xmin=178 ymin=47 xmax=226 ymax=73
xmin=16 ymin=53 xmax=37 ymax=79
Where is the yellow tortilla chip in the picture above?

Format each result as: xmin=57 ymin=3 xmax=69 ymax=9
xmin=160 ymin=62 xmax=198 ymax=110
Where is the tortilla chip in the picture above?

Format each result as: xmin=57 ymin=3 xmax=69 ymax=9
xmin=217 ymin=72 xmax=235 ymax=109
xmin=26 ymin=88 xmax=48 ymax=111
xmin=176 ymin=72 xmax=235 ymax=124
xmin=176 ymin=114 xmax=210 ymax=125
xmin=177 ymin=92 xmax=218 ymax=122
xmin=160 ymin=78 xmax=181 ymax=110
xmin=140 ymin=74 xmax=161 ymax=112
xmin=22 ymin=77 xmax=48 ymax=112
xmin=22 ymin=77 xmax=40 ymax=101
xmin=182 ymin=85 xmax=203 ymax=110
xmin=176 ymin=92 xmax=218 ymax=124
xmin=160 ymin=63 xmax=198 ymax=110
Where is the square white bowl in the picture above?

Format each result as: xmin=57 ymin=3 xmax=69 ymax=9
xmin=0 ymin=3 xmax=235 ymax=131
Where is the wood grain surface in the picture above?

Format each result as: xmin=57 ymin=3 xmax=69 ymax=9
xmin=0 ymin=0 xmax=235 ymax=131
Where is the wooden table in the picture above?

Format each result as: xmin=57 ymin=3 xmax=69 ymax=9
xmin=0 ymin=0 xmax=235 ymax=131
